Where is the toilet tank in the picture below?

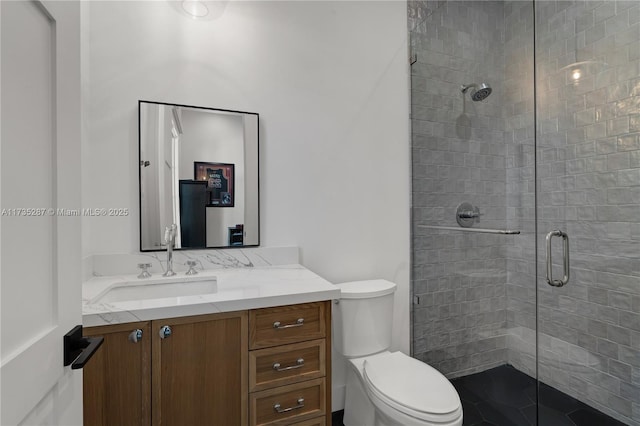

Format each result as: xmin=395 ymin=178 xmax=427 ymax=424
xmin=333 ymin=280 xmax=397 ymax=358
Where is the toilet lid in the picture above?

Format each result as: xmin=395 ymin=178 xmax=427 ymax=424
xmin=363 ymin=352 xmax=461 ymax=421
xmin=336 ymin=280 xmax=396 ymax=299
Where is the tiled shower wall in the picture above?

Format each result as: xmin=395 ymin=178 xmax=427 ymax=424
xmin=410 ymin=0 xmax=639 ymax=424
xmin=410 ymin=0 xmax=509 ymax=378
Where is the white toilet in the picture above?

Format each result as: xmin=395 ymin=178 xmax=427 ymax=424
xmin=334 ymin=280 xmax=463 ymax=426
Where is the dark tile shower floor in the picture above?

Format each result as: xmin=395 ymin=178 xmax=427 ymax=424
xmin=332 ymin=364 xmax=627 ymax=426
xmin=451 ymin=365 xmax=627 ymax=426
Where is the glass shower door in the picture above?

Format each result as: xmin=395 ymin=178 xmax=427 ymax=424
xmin=535 ymin=1 xmax=640 ymax=424
xmin=409 ymin=1 xmax=540 ymax=424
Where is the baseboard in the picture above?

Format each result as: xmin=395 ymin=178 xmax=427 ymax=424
xmin=332 ymin=384 xmax=345 ymax=412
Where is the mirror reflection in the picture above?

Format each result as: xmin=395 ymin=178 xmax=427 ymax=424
xmin=139 ymin=101 xmax=259 ymax=251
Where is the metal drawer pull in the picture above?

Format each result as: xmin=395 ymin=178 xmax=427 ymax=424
xmin=273 ymin=358 xmax=304 ymax=372
xmin=274 ymin=398 xmax=305 ymax=414
xmin=546 ymin=230 xmax=570 ymax=287
xmin=273 ymin=318 xmax=304 ymax=329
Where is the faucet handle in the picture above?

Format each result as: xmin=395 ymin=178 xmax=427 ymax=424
xmin=185 ymin=260 xmax=198 ymax=275
xmin=137 ymin=263 xmax=152 ymax=279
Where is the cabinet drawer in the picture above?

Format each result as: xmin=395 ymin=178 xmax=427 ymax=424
xmin=250 ymin=302 xmax=326 ymax=350
xmin=291 ymin=416 xmax=325 ymax=426
xmin=250 ymin=339 xmax=325 ymax=392
xmin=250 ymin=378 xmax=326 ymax=426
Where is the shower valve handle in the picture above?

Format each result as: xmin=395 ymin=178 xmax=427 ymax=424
xmin=458 ymin=210 xmax=482 ymax=219
xmin=456 ymin=203 xmax=482 ymax=228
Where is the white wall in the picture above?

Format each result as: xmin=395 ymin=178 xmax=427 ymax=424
xmin=83 ymin=0 xmax=410 ymax=410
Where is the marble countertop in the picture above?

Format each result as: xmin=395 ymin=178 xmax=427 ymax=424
xmin=82 ymin=264 xmax=340 ymax=327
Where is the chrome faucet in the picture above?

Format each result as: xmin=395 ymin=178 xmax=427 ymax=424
xmin=163 ymin=224 xmax=177 ymax=277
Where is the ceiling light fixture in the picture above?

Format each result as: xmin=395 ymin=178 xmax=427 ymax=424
xmin=181 ymin=0 xmax=209 ymax=18
xmin=169 ymin=0 xmax=228 ymax=21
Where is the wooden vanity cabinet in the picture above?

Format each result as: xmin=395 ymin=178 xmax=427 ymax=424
xmin=83 ymin=321 xmax=151 ymax=426
xmin=151 ymin=312 xmax=248 ymax=426
xmin=84 ymin=312 xmax=247 ymax=426
xmin=83 ymin=302 xmax=330 ymax=426
xmin=249 ymin=302 xmax=331 ymax=426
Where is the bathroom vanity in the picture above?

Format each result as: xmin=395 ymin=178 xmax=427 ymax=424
xmin=82 ymin=265 xmax=339 ymax=426
xmin=81 ymin=99 xmax=337 ymax=425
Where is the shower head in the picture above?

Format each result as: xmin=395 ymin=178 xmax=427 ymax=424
xmin=461 ymin=83 xmax=492 ymax=101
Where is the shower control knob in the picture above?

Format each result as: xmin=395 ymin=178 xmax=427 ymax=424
xmin=458 ymin=211 xmax=479 ymax=219
xmin=456 ymin=202 xmax=482 ymax=227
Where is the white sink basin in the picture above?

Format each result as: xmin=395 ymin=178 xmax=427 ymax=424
xmin=91 ymin=276 xmax=217 ymax=304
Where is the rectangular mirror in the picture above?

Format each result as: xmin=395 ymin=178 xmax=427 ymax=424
xmin=139 ymin=101 xmax=259 ymax=251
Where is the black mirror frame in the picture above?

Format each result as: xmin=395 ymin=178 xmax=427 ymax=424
xmin=138 ymin=100 xmax=260 ymax=252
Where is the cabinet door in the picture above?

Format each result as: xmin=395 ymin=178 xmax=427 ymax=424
xmin=152 ymin=311 xmax=248 ymax=426
xmin=83 ymin=322 xmax=151 ymax=426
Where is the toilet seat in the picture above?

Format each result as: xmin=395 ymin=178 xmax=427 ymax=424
xmin=362 ymin=352 xmax=462 ymax=423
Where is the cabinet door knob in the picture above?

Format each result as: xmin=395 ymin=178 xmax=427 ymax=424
xmin=159 ymin=325 xmax=172 ymax=339
xmin=128 ymin=329 xmax=143 ymax=343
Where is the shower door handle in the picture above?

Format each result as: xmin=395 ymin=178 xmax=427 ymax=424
xmin=546 ymin=230 xmax=569 ymax=287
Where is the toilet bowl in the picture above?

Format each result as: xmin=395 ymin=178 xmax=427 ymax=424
xmin=334 ymin=280 xmax=463 ymax=426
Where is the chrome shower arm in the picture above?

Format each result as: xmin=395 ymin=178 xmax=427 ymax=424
xmin=460 ymin=83 xmax=478 ymax=93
